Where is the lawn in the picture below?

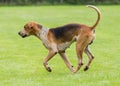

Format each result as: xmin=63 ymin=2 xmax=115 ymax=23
xmin=0 ymin=5 xmax=120 ymax=86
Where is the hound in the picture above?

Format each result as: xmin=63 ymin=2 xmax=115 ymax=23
xmin=18 ymin=5 xmax=101 ymax=73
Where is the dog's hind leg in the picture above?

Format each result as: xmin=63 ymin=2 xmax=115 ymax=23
xmin=74 ymin=40 xmax=87 ymax=73
xmin=43 ymin=50 xmax=57 ymax=72
xmin=74 ymin=35 xmax=91 ymax=73
xmin=84 ymin=46 xmax=94 ymax=71
xmin=59 ymin=52 xmax=75 ymax=73
xmin=74 ymin=45 xmax=84 ymax=73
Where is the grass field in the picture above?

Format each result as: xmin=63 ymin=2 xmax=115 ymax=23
xmin=0 ymin=5 xmax=120 ymax=86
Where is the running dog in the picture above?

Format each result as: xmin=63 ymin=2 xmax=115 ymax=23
xmin=18 ymin=5 xmax=101 ymax=73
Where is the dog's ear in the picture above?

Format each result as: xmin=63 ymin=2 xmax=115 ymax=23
xmin=37 ymin=24 xmax=42 ymax=29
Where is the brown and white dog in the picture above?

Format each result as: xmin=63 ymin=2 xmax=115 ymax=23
xmin=18 ymin=5 xmax=101 ymax=73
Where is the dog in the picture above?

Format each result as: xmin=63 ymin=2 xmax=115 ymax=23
xmin=18 ymin=5 xmax=101 ymax=73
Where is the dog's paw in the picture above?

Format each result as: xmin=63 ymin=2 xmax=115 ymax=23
xmin=71 ymin=68 xmax=77 ymax=74
xmin=47 ymin=67 xmax=52 ymax=72
xmin=84 ymin=66 xmax=89 ymax=71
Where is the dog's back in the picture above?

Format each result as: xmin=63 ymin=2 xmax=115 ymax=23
xmin=50 ymin=24 xmax=81 ymax=42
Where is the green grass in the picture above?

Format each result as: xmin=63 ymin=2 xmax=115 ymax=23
xmin=0 ymin=5 xmax=120 ymax=86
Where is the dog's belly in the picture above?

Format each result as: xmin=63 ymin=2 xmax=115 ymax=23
xmin=57 ymin=36 xmax=78 ymax=51
xmin=57 ymin=42 xmax=72 ymax=51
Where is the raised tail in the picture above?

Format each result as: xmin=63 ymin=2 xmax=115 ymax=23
xmin=87 ymin=5 xmax=101 ymax=30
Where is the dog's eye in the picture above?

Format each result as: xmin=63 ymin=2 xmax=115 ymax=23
xmin=30 ymin=27 xmax=33 ymax=29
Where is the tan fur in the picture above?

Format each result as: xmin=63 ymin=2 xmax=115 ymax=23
xmin=18 ymin=5 xmax=101 ymax=73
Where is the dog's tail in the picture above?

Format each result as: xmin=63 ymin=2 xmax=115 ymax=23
xmin=87 ymin=5 xmax=101 ymax=30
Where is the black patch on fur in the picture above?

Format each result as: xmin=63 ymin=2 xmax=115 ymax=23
xmin=50 ymin=24 xmax=81 ymax=42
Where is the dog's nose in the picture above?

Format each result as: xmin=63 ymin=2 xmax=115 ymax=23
xmin=18 ymin=32 xmax=21 ymax=35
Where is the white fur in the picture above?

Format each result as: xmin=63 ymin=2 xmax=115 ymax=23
xmin=39 ymin=27 xmax=50 ymax=49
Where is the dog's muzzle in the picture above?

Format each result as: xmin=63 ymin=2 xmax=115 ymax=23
xmin=18 ymin=32 xmax=28 ymax=38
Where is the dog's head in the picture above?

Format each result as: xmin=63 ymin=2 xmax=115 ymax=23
xmin=18 ymin=22 xmax=42 ymax=38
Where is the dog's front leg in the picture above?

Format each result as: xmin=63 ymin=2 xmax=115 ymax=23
xmin=43 ymin=50 xmax=57 ymax=72
xmin=59 ymin=52 xmax=75 ymax=73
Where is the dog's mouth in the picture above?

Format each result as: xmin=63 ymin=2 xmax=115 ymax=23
xmin=21 ymin=34 xmax=28 ymax=38
xmin=18 ymin=32 xmax=28 ymax=38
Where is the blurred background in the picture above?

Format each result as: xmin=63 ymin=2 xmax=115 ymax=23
xmin=0 ymin=0 xmax=120 ymax=5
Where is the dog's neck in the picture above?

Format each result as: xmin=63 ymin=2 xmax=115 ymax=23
xmin=36 ymin=26 xmax=49 ymax=40
xmin=40 ymin=27 xmax=49 ymax=35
